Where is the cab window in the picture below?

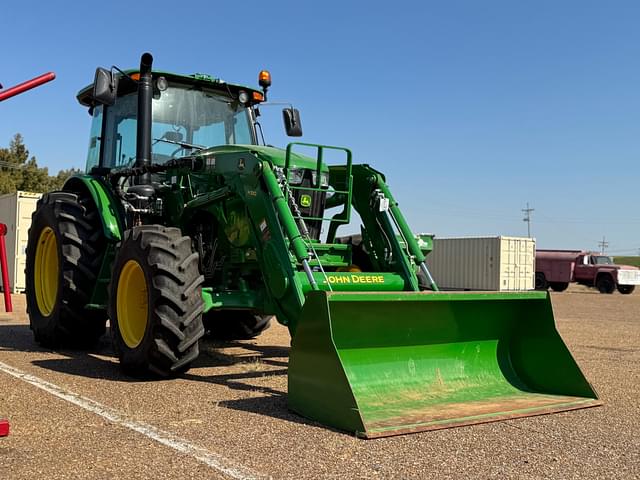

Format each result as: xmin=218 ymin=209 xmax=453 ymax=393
xmin=98 ymin=82 xmax=254 ymax=168
xmin=85 ymin=105 xmax=103 ymax=172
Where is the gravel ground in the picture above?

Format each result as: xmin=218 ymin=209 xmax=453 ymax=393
xmin=0 ymin=286 xmax=638 ymax=479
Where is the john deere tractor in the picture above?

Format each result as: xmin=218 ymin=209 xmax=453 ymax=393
xmin=25 ymin=53 xmax=600 ymax=437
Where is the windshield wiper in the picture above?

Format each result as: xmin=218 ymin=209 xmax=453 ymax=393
xmin=153 ymin=137 xmax=206 ymax=151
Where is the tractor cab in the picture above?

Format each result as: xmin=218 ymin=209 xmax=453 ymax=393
xmin=77 ymin=71 xmax=263 ymax=173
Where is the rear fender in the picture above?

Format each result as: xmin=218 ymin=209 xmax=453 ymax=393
xmin=63 ymin=175 xmax=124 ymax=242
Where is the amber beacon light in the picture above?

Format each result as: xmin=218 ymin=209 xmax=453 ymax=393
xmin=258 ymin=70 xmax=271 ymax=100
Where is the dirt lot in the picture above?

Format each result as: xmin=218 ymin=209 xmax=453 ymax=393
xmin=0 ymin=286 xmax=638 ymax=479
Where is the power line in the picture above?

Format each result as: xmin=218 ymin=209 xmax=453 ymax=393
xmin=0 ymin=160 xmax=25 ymax=169
xmin=607 ymin=248 xmax=640 ymax=254
xmin=416 ymin=199 xmax=640 ymax=224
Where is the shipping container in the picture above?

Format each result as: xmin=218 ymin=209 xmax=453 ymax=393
xmin=0 ymin=191 xmax=42 ymax=292
xmin=425 ymin=236 xmax=535 ymax=291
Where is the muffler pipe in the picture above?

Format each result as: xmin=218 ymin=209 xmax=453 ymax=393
xmin=136 ymin=52 xmax=153 ymax=184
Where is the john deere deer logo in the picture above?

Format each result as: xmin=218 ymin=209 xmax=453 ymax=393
xmin=300 ymin=194 xmax=312 ymax=208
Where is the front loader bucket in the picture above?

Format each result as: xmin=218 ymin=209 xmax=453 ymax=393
xmin=288 ymin=290 xmax=600 ymax=438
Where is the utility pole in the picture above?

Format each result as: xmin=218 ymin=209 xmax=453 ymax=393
xmin=598 ymin=236 xmax=609 ymax=254
xmin=522 ymin=203 xmax=534 ymax=238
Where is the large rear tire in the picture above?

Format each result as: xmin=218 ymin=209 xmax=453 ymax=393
xmin=25 ymin=192 xmax=107 ymax=347
xmin=203 ymin=311 xmax=272 ymax=340
xmin=109 ymin=226 xmax=205 ymax=377
xmin=617 ymin=285 xmax=635 ymax=295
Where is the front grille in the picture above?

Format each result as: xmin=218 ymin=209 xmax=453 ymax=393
xmin=291 ymin=173 xmax=327 ymax=240
xmin=618 ymin=269 xmax=640 ymax=285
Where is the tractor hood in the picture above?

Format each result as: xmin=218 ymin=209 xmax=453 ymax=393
xmin=199 ymin=144 xmax=328 ymax=172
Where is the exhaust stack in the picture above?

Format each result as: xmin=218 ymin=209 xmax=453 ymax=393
xmin=136 ymin=53 xmax=153 ymax=183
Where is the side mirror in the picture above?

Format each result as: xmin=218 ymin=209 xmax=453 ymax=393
xmin=92 ymin=67 xmax=118 ymax=106
xmin=283 ymin=107 xmax=303 ymax=137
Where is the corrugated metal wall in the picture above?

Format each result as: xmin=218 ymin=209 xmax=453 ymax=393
xmin=425 ymin=236 xmax=535 ymax=291
xmin=0 ymin=191 xmax=42 ymax=292
xmin=499 ymin=236 xmax=535 ymax=290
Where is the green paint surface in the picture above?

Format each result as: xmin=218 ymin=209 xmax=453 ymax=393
xmin=289 ymin=290 xmax=600 ymax=437
xmin=65 ymin=175 xmax=123 ymax=241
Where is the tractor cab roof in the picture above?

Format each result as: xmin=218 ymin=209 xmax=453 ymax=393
xmin=76 ymin=70 xmax=263 ymax=107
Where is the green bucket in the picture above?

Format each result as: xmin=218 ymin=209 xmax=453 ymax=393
xmin=288 ymin=290 xmax=600 ymax=438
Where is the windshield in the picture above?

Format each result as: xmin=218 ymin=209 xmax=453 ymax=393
xmin=591 ymin=256 xmax=613 ymax=265
xmin=99 ymin=82 xmax=254 ymax=168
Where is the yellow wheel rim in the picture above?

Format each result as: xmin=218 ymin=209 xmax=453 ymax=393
xmin=34 ymin=227 xmax=59 ymax=317
xmin=116 ymin=260 xmax=148 ymax=348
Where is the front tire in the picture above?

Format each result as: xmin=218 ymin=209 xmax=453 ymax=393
xmin=596 ymin=275 xmax=615 ymax=294
xmin=25 ymin=192 xmax=107 ymax=347
xmin=109 ymin=226 xmax=205 ymax=377
xmin=617 ymin=285 xmax=635 ymax=295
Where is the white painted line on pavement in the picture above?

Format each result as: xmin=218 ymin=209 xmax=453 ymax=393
xmin=0 ymin=360 xmax=266 ymax=480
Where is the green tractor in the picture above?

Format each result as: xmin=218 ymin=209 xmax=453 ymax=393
xmin=25 ymin=53 xmax=600 ymax=438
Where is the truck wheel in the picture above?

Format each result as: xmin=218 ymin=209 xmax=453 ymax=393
xmin=550 ymin=282 xmax=569 ymax=292
xmin=203 ymin=311 xmax=272 ymax=340
xmin=617 ymin=285 xmax=635 ymax=295
xmin=25 ymin=192 xmax=107 ymax=347
xmin=534 ymin=272 xmax=548 ymax=290
xmin=596 ymin=275 xmax=615 ymax=294
xmin=109 ymin=226 xmax=205 ymax=377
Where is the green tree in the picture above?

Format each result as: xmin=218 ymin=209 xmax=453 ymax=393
xmin=0 ymin=134 xmax=80 ymax=194
xmin=0 ymin=133 xmax=28 ymax=193
xmin=49 ymin=167 xmax=82 ymax=191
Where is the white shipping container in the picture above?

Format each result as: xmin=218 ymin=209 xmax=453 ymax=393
xmin=425 ymin=236 xmax=535 ymax=291
xmin=0 ymin=191 xmax=42 ymax=293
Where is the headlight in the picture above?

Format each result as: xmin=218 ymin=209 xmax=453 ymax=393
xmin=311 ymin=171 xmax=330 ymax=187
xmin=238 ymin=90 xmax=249 ymax=104
xmin=287 ymin=168 xmax=304 ymax=185
xmin=156 ymin=76 xmax=169 ymax=91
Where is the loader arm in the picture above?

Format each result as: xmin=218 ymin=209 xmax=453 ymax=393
xmin=170 ymin=143 xmax=432 ymax=334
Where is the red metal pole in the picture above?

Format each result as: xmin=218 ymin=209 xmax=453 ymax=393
xmin=0 ymin=419 xmax=8 ymax=437
xmin=0 ymin=224 xmax=11 ymax=312
xmin=0 ymin=72 xmax=56 ymax=102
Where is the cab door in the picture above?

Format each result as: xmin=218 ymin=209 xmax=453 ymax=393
xmin=573 ymin=254 xmax=591 ymax=282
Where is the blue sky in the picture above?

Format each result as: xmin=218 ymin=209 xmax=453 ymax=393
xmin=1 ymin=1 xmax=639 ymax=254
